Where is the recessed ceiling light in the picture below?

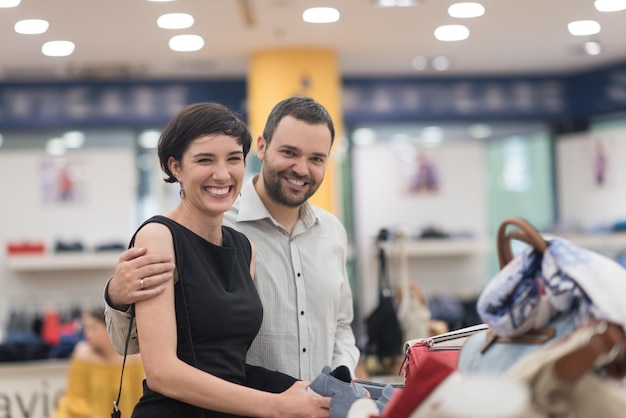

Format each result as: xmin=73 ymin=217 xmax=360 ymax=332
xmin=594 ymin=0 xmax=626 ymax=12
xmin=14 ymin=19 xmax=49 ymax=34
xmin=434 ymin=25 xmax=470 ymax=41
xmin=169 ymin=34 xmax=204 ymax=52
xmin=432 ymin=56 xmax=451 ymax=71
xmin=567 ymin=20 xmax=601 ymax=36
xmin=412 ymin=56 xmax=428 ymax=70
xmin=448 ymin=2 xmax=485 ymax=18
xmin=302 ymin=7 xmax=340 ymax=23
xmin=42 ymin=41 xmax=75 ymax=57
xmin=157 ymin=13 xmax=194 ymax=29
xmin=584 ymin=41 xmax=602 ymax=55
xmin=374 ymin=0 xmax=421 ymax=6
xmin=0 ymin=0 xmax=21 ymax=7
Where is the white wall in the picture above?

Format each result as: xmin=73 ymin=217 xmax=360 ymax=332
xmin=0 ymin=148 xmax=136 ymax=336
xmin=556 ymin=127 xmax=626 ymax=230
xmin=352 ymin=141 xmax=488 ymax=319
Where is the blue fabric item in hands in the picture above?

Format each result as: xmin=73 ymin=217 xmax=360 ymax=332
xmin=375 ymin=384 xmax=397 ymax=413
xmin=308 ymin=366 xmax=368 ymax=418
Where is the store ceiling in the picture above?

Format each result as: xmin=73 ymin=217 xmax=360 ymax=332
xmin=1 ymin=0 xmax=625 ymax=81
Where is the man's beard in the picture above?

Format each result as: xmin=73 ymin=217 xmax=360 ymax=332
xmin=262 ymin=164 xmax=320 ymax=208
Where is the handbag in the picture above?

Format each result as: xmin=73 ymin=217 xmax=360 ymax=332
xmin=111 ymin=307 xmax=135 ymax=418
xmin=402 ymin=323 xmax=488 ymax=382
xmin=506 ymin=319 xmax=626 ymax=417
xmin=365 ymin=229 xmax=404 ymax=374
xmin=458 ymin=216 xmax=626 ymax=375
xmin=393 ymin=228 xmax=431 ymax=343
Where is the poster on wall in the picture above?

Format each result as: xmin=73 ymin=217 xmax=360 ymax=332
xmin=41 ymin=158 xmax=87 ymax=204
xmin=397 ymin=145 xmax=441 ymax=195
xmin=589 ymin=135 xmax=613 ymax=189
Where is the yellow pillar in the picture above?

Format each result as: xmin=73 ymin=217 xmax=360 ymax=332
xmin=247 ymin=48 xmax=343 ymax=216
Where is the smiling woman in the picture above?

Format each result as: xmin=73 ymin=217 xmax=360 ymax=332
xmin=115 ymin=102 xmax=332 ymax=418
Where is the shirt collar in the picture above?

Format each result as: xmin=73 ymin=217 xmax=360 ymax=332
xmin=235 ymin=174 xmax=319 ymax=229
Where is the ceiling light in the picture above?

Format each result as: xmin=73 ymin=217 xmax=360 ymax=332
xmin=352 ymin=128 xmax=377 ymax=146
xmin=468 ymin=123 xmax=493 ymax=139
xmin=42 ymin=41 xmax=75 ymax=57
xmin=374 ymin=0 xmax=421 ymax=6
xmin=14 ymin=19 xmax=49 ymax=34
xmin=169 ymin=34 xmax=204 ymax=52
xmin=412 ymin=56 xmax=428 ymax=70
xmin=594 ymin=0 xmax=626 ymax=12
xmin=157 ymin=13 xmax=194 ymax=29
xmin=448 ymin=2 xmax=485 ymax=18
xmin=421 ymin=126 xmax=444 ymax=145
xmin=0 ymin=0 xmax=21 ymax=7
xmin=46 ymin=138 xmax=66 ymax=156
xmin=138 ymin=130 xmax=161 ymax=149
xmin=302 ymin=7 xmax=340 ymax=23
xmin=63 ymin=131 xmax=85 ymax=149
xmin=567 ymin=20 xmax=601 ymax=36
xmin=584 ymin=41 xmax=602 ymax=55
xmin=432 ymin=56 xmax=451 ymax=71
xmin=434 ymin=25 xmax=470 ymax=41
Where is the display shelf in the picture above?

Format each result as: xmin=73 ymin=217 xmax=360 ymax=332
xmin=5 ymin=252 xmax=121 ymax=272
xmin=380 ymin=238 xmax=490 ymax=258
xmin=553 ymin=232 xmax=626 ymax=253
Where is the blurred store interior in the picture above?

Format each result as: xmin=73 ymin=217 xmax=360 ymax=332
xmin=2 ymin=0 xmax=626 ymax=400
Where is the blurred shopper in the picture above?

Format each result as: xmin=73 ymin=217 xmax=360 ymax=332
xmin=53 ymin=305 xmax=144 ymax=418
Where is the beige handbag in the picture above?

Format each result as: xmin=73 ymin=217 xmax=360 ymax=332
xmin=393 ymin=228 xmax=431 ymax=342
xmin=507 ymin=319 xmax=626 ymax=417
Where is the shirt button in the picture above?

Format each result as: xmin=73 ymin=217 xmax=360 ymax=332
xmin=302 ymin=348 xmax=307 ymax=353
xmin=297 ymin=272 xmax=301 ymax=277
xmin=300 ymin=311 xmax=304 ymax=315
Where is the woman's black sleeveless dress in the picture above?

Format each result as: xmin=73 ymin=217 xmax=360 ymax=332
xmin=130 ymin=216 xmax=295 ymax=418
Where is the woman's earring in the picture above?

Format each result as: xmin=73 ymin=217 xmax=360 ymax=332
xmin=179 ymin=188 xmax=185 ymax=199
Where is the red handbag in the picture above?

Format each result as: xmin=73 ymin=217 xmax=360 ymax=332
xmin=369 ymin=325 xmax=488 ymax=418
xmin=402 ymin=323 xmax=488 ymax=383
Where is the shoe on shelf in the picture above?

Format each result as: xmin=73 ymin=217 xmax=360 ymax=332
xmin=308 ymin=365 xmax=368 ymax=418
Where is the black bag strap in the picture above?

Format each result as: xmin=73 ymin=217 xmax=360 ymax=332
xmin=111 ymin=305 xmax=134 ymax=418
xmin=376 ymin=228 xmax=392 ymax=300
xmin=110 ymin=216 xmax=198 ymax=418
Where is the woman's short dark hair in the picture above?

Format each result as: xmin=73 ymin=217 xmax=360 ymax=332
xmin=158 ymin=102 xmax=252 ymax=183
xmin=262 ymin=96 xmax=335 ymax=147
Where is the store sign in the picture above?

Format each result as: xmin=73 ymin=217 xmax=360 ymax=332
xmin=0 ymin=80 xmax=246 ymax=129
xmin=1 ymin=62 xmax=626 ymax=128
xmin=0 ymin=361 xmax=67 ymax=418
xmin=341 ymin=77 xmax=567 ymax=122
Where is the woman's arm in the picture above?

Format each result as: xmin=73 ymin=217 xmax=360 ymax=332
xmin=133 ymin=223 xmax=330 ymax=418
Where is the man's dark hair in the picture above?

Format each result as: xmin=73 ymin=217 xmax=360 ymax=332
xmin=262 ymin=96 xmax=335 ymax=146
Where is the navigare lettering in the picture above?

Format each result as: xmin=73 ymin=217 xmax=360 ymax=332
xmin=0 ymin=380 xmax=63 ymax=418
